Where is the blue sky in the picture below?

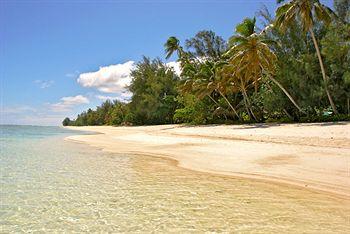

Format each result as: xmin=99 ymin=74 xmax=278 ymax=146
xmin=0 ymin=0 xmax=333 ymax=125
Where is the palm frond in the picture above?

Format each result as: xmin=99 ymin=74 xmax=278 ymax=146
xmin=276 ymin=0 xmax=287 ymax=3
xmin=164 ymin=36 xmax=180 ymax=59
xmin=229 ymin=35 xmax=248 ymax=46
xmin=314 ymin=2 xmax=333 ymax=25
xmin=275 ymin=2 xmax=295 ymax=31
xmin=235 ymin=17 xmax=256 ymax=37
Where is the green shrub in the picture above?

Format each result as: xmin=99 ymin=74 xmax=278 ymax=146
xmin=300 ymin=114 xmax=350 ymax=123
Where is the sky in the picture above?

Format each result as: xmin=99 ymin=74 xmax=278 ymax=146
xmin=0 ymin=0 xmax=334 ymax=125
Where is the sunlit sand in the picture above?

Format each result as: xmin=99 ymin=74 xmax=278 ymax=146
xmin=65 ymin=122 xmax=350 ymax=198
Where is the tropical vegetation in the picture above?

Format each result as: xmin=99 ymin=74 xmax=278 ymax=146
xmin=63 ymin=0 xmax=350 ymax=126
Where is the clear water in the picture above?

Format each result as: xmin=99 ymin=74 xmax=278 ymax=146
xmin=1 ymin=125 xmax=349 ymax=233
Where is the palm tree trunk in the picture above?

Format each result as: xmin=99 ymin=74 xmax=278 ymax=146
xmin=242 ymin=93 xmax=253 ymax=120
xmin=309 ymin=29 xmax=338 ymax=114
xmin=207 ymin=94 xmax=230 ymax=114
xmin=207 ymin=94 xmax=221 ymax=108
xmin=241 ymin=88 xmax=258 ymax=122
xmin=269 ymin=76 xmax=303 ymax=113
xmin=283 ymin=109 xmax=293 ymax=120
xmin=266 ymin=82 xmax=294 ymax=120
xmin=218 ymin=90 xmax=241 ymax=120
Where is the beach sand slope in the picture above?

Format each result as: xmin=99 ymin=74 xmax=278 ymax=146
xmin=65 ymin=122 xmax=350 ymax=198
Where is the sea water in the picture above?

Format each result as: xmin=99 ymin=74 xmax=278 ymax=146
xmin=1 ymin=125 xmax=349 ymax=233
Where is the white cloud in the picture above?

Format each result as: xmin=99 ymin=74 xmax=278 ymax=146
xmin=6 ymin=115 xmax=67 ymax=126
xmin=77 ymin=61 xmax=135 ymax=93
xmin=95 ymin=91 xmax=132 ymax=102
xmin=50 ymin=95 xmax=89 ymax=112
xmin=0 ymin=105 xmax=66 ymax=126
xmin=34 ymin=80 xmax=54 ymax=89
xmin=1 ymin=106 xmax=37 ymax=114
xmin=95 ymin=95 xmax=118 ymax=101
xmin=120 ymin=91 xmax=132 ymax=99
xmin=77 ymin=60 xmax=180 ymax=94
xmin=66 ymin=70 xmax=80 ymax=78
xmin=166 ymin=61 xmax=181 ymax=76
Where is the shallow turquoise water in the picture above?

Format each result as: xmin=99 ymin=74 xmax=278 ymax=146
xmin=1 ymin=125 xmax=349 ymax=233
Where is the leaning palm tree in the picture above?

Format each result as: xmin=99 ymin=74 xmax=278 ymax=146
xmin=275 ymin=0 xmax=338 ymax=114
xmin=225 ymin=17 xmax=303 ymax=113
xmin=227 ymin=17 xmax=262 ymax=93
xmin=196 ymin=61 xmax=241 ymax=120
xmin=164 ymin=37 xmax=233 ymax=116
xmin=221 ymin=65 xmax=259 ymax=121
xmin=180 ymin=60 xmax=241 ymax=120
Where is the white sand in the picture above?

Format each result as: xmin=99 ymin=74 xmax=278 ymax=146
xmin=65 ymin=122 xmax=350 ymax=198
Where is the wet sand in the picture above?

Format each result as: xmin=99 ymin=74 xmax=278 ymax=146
xmin=65 ymin=122 xmax=350 ymax=198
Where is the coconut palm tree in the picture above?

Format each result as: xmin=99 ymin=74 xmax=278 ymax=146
xmin=164 ymin=36 xmax=191 ymax=66
xmin=221 ymin=64 xmax=259 ymax=121
xmin=165 ymin=37 xmax=241 ymax=120
xmin=227 ymin=17 xmax=261 ymax=93
xmin=196 ymin=61 xmax=241 ymax=120
xmin=165 ymin=37 xmax=182 ymax=59
xmin=225 ymin=17 xmax=303 ymax=113
xmin=275 ymin=0 xmax=338 ymax=114
xmin=180 ymin=60 xmax=241 ymax=120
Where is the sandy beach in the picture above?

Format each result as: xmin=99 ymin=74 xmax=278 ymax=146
xmin=65 ymin=122 xmax=350 ymax=198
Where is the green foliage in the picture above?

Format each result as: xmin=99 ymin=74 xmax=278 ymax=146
xmin=62 ymin=117 xmax=71 ymax=126
xmin=299 ymin=114 xmax=350 ymax=123
xmin=127 ymin=57 xmax=179 ymax=125
xmin=66 ymin=100 xmax=128 ymax=126
xmin=334 ymin=0 xmax=350 ymax=22
xmin=173 ymin=94 xmax=210 ymax=124
xmin=321 ymin=21 xmax=350 ymax=113
xmin=165 ymin=36 xmax=181 ymax=60
xmin=233 ymin=17 xmax=256 ymax=38
xmin=185 ymin=30 xmax=227 ymax=60
xmin=108 ymin=102 xmax=127 ymax=125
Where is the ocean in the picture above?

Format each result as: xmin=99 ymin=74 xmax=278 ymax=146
xmin=1 ymin=125 xmax=349 ymax=233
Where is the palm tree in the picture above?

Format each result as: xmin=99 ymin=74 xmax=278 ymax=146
xmin=221 ymin=65 xmax=258 ymax=121
xmin=225 ymin=17 xmax=303 ymax=113
xmin=227 ymin=18 xmax=261 ymax=93
xmin=198 ymin=61 xmax=241 ymax=120
xmin=180 ymin=61 xmax=241 ymax=120
xmin=165 ymin=37 xmax=182 ymax=59
xmin=165 ymin=37 xmax=191 ymax=65
xmin=165 ymin=37 xmax=241 ymax=120
xmin=275 ymin=0 xmax=338 ymax=114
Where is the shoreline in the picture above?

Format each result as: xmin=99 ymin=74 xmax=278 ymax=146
xmin=64 ymin=122 xmax=350 ymax=199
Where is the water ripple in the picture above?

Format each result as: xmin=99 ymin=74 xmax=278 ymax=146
xmin=1 ymin=131 xmax=349 ymax=233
